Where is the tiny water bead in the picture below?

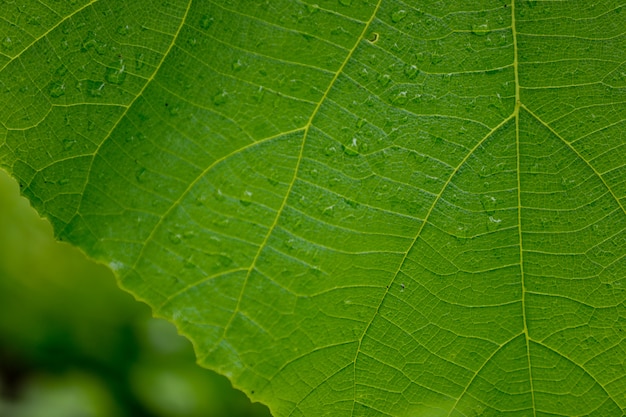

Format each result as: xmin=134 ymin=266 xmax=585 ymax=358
xmin=105 ymin=60 xmax=126 ymax=85
xmin=240 ymin=190 xmax=253 ymax=206
xmin=213 ymin=91 xmax=228 ymax=106
xmin=2 ymin=37 xmax=13 ymax=51
xmin=404 ymin=64 xmax=419 ymax=79
xmin=378 ymin=74 xmax=391 ymax=87
xmin=232 ymin=59 xmax=245 ymax=71
xmin=49 ymin=82 xmax=66 ymax=98
xmin=391 ymin=91 xmax=408 ymax=105
xmin=391 ymin=9 xmax=407 ymax=23
xmin=471 ymin=24 xmax=491 ymax=36
xmin=199 ymin=15 xmax=214 ymax=30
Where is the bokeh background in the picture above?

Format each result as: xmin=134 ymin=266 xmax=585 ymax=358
xmin=0 ymin=170 xmax=271 ymax=417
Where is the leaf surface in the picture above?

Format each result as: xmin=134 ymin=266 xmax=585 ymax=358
xmin=2 ymin=1 xmax=626 ymax=415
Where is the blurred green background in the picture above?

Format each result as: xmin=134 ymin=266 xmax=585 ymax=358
xmin=0 ymin=170 xmax=271 ymax=417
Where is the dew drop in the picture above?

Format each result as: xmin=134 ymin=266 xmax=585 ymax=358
xmin=58 ymin=178 xmax=70 ymax=186
xmin=391 ymin=91 xmax=408 ymax=105
xmin=561 ymin=177 xmax=576 ymax=189
xmin=55 ymin=65 xmax=68 ymax=76
xmin=49 ymin=82 xmax=65 ymax=98
xmin=378 ymin=74 xmax=391 ymax=87
xmin=27 ymin=16 xmax=41 ymax=26
xmin=339 ymin=0 xmax=351 ymax=6
xmin=356 ymin=118 xmax=366 ymax=129
xmin=195 ymin=193 xmax=208 ymax=206
xmin=63 ymin=138 xmax=76 ymax=150
xmin=252 ymin=86 xmax=264 ymax=102
xmin=324 ymin=145 xmax=337 ymax=156
xmin=116 ymin=25 xmax=130 ymax=36
xmin=105 ymin=60 xmax=126 ymax=85
xmin=135 ymin=167 xmax=146 ymax=183
xmin=343 ymin=138 xmax=359 ymax=156
xmin=168 ymin=105 xmax=180 ymax=116
xmin=240 ymin=190 xmax=253 ymax=206
xmin=135 ymin=53 xmax=145 ymax=71
xmin=404 ymin=64 xmax=419 ymax=79
xmin=213 ymin=90 xmax=228 ymax=106
xmin=307 ymin=4 xmax=319 ymax=13
xmin=472 ymin=24 xmax=491 ymax=36
xmin=2 ymin=37 xmax=13 ymax=51
xmin=487 ymin=216 xmax=502 ymax=231
xmin=199 ymin=15 xmax=214 ymax=29
xmin=232 ymin=59 xmax=244 ymax=71
xmin=480 ymin=194 xmax=497 ymax=214
xmin=218 ymin=254 xmax=233 ymax=267
xmin=391 ymin=9 xmax=407 ymax=23
xmin=169 ymin=232 xmax=182 ymax=245
xmin=214 ymin=188 xmax=225 ymax=201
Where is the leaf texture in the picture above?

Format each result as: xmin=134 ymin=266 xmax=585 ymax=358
xmin=2 ymin=1 xmax=626 ymax=416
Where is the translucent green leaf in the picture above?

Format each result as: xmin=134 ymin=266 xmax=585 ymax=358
xmin=2 ymin=1 xmax=626 ymax=415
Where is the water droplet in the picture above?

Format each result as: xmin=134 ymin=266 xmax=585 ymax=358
xmin=213 ymin=91 xmax=228 ymax=106
xmin=81 ymin=32 xmax=98 ymax=51
xmin=2 ymin=37 xmax=13 ymax=51
xmin=240 ymin=190 xmax=253 ymax=206
xmin=195 ymin=194 xmax=208 ymax=206
xmin=55 ymin=65 xmax=68 ymax=76
xmin=480 ymin=194 xmax=497 ymax=214
xmin=168 ymin=105 xmax=180 ymax=116
xmin=187 ymin=37 xmax=197 ymax=47
xmin=391 ymin=91 xmax=408 ymax=105
xmin=356 ymin=118 xmax=366 ymax=129
xmin=324 ymin=145 xmax=337 ymax=156
xmin=58 ymin=178 xmax=70 ymax=186
xmin=135 ymin=53 xmax=145 ymax=71
xmin=404 ymin=64 xmax=419 ymax=79
xmin=27 ymin=16 xmax=41 ymax=26
xmin=214 ymin=188 xmax=225 ymax=201
xmin=135 ymin=167 xmax=146 ymax=183
xmin=339 ymin=0 xmax=351 ymax=6
xmin=307 ymin=4 xmax=319 ymax=13
xmin=232 ymin=59 xmax=244 ymax=71
xmin=323 ymin=205 xmax=335 ymax=216
xmin=63 ymin=138 xmax=76 ymax=150
xmin=487 ymin=216 xmax=502 ymax=231
xmin=218 ymin=254 xmax=233 ymax=267
xmin=199 ymin=15 xmax=214 ymax=29
xmin=105 ymin=60 xmax=126 ymax=85
xmin=49 ymin=82 xmax=65 ymax=98
xmin=378 ymin=74 xmax=391 ymax=87
xmin=169 ymin=232 xmax=182 ymax=245
xmin=252 ymin=86 xmax=264 ymax=102
xmin=472 ymin=24 xmax=491 ymax=36
xmin=561 ymin=177 xmax=576 ymax=189
xmin=343 ymin=138 xmax=359 ymax=156
xmin=116 ymin=25 xmax=130 ymax=36
xmin=310 ymin=168 xmax=319 ymax=178
xmin=456 ymin=225 xmax=469 ymax=244
xmin=391 ymin=9 xmax=407 ymax=23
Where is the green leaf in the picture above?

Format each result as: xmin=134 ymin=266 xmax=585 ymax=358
xmin=2 ymin=0 xmax=626 ymax=415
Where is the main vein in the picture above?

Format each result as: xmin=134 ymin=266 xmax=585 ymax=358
xmin=512 ymin=1 xmax=538 ymax=415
